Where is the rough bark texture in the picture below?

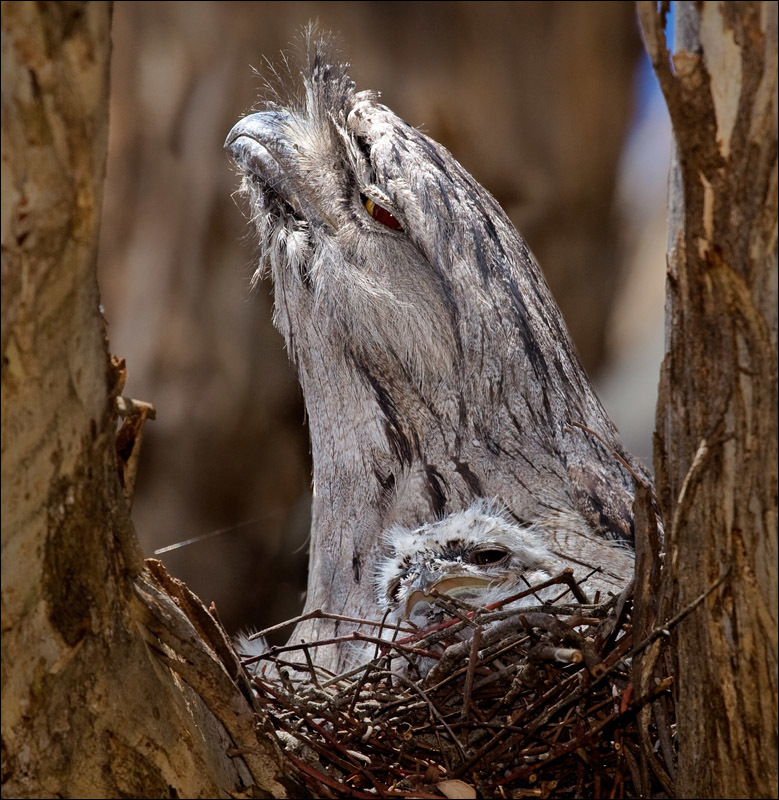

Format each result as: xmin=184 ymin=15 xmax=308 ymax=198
xmin=638 ymin=2 xmax=778 ymax=797
xmin=1 ymin=3 xmax=287 ymax=796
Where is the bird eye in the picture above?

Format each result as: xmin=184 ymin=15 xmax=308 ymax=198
xmin=468 ymin=547 xmax=509 ymax=566
xmin=361 ymin=193 xmax=403 ymax=231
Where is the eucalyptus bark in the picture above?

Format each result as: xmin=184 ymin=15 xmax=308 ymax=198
xmin=638 ymin=2 xmax=778 ymax=797
xmin=1 ymin=3 xmax=286 ymax=796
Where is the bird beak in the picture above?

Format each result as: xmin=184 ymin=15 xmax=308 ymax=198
xmin=225 ymin=112 xmax=306 ymax=213
xmin=225 ymin=111 xmax=291 ymax=160
xmin=404 ymin=574 xmax=494 ymax=618
xmin=225 ymin=111 xmax=337 ymax=229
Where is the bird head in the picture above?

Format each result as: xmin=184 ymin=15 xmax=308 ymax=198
xmin=376 ymin=501 xmax=557 ymax=629
xmin=223 ymin=38 xmax=570 ymax=400
xmin=225 ymin=47 xmax=468 ymax=390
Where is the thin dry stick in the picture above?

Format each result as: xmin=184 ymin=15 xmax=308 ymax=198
xmin=460 ymin=573 xmax=722 ymax=783
xmin=299 ymin=640 xmax=321 ymax=687
xmin=255 ymin=608 xmax=417 ymax=639
xmin=569 ymin=420 xmax=650 ymax=487
xmin=460 ymin=627 xmax=482 ymax=720
xmin=372 ymin=669 xmax=471 ymax=765
xmin=560 ymin=567 xmax=590 ymax=604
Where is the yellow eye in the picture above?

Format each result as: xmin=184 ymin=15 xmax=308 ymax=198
xmin=362 ymin=194 xmax=403 ymax=231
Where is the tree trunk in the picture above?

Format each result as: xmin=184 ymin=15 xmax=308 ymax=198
xmin=638 ymin=2 xmax=778 ymax=797
xmin=1 ymin=3 xmax=287 ymax=796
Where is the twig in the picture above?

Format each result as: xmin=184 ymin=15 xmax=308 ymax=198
xmin=461 ymin=627 xmax=482 ymax=720
xmin=629 ymin=566 xmax=730 ymax=658
xmin=299 ymin=640 xmax=321 ymax=688
xmin=255 ymin=608 xmax=416 ymax=639
xmin=372 ymin=669 xmax=471 ymax=765
xmin=561 ymin=567 xmax=590 ymax=604
xmin=568 ymin=421 xmax=649 ymax=487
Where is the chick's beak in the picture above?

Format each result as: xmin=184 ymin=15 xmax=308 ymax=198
xmin=403 ymin=573 xmax=494 ymax=618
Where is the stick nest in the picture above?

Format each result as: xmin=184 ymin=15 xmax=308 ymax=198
xmin=242 ymin=573 xmax=675 ymax=799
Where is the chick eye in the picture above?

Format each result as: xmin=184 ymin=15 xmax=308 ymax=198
xmin=468 ymin=548 xmax=509 ymax=566
xmin=361 ymin=193 xmax=403 ymax=231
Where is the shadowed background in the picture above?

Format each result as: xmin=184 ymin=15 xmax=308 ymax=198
xmin=97 ymin=1 xmax=668 ymax=641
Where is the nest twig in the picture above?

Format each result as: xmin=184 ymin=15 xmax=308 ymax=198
xmin=239 ymin=571 xmax=678 ymax=799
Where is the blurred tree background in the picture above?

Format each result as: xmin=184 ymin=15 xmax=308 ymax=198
xmin=97 ymin=1 xmax=668 ymax=641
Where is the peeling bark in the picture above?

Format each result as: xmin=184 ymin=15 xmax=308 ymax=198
xmin=638 ymin=2 xmax=778 ymax=797
xmin=1 ymin=3 xmax=287 ymax=796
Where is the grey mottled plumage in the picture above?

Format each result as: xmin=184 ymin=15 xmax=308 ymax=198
xmin=376 ymin=499 xmax=634 ymax=632
xmin=226 ymin=39 xmax=648 ymax=671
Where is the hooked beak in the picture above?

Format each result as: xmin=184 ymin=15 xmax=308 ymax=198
xmin=225 ymin=111 xmax=293 ymax=177
xmin=404 ymin=574 xmax=495 ymax=618
xmin=225 ymin=111 xmax=304 ymax=214
xmin=225 ymin=111 xmax=335 ymax=229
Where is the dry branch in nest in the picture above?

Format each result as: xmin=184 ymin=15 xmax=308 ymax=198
xmin=240 ymin=571 xmax=678 ymax=799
